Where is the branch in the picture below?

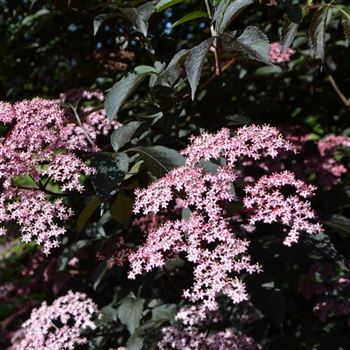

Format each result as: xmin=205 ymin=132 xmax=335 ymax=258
xmin=69 ymin=104 xmax=99 ymax=149
xmin=325 ymin=66 xmax=350 ymax=112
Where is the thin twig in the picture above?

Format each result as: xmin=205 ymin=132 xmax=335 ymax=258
xmin=181 ymin=57 xmax=236 ymax=100
xmin=204 ymin=0 xmax=221 ymax=75
xmin=70 ymin=104 xmax=98 ymax=149
xmin=15 ymin=185 xmax=71 ymax=197
xmin=326 ymin=71 xmax=350 ymax=112
xmin=213 ymin=38 xmax=222 ymax=75
xmin=201 ymin=57 xmax=236 ymax=89
xmin=204 ymin=0 xmax=213 ymax=18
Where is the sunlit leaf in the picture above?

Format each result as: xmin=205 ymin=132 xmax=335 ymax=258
xmin=221 ymin=26 xmax=270 ymax=64
xmin=105 ymin=66 xmax=158 ymax=120
xmin=172 ymin=11 xmax=208 ymax=28
xmin=130 ymin=146 xmax=185 ymax=177
xmin=156 ymin=0 xmax=184 ymax=13
xmin=120 ymin=1 xmax=157 ymax=37
xmin=117 ymin=293 xmax=145 ymax=334
xmin=213 ymin=0 xmax=254 ymax=34
xmin=111 ymin=121 xmax=142 ymax=152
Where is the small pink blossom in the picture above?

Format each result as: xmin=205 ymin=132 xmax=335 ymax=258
xmin=0 ymin=101 xmax=15 ymax=124
xmin=269 ymin=42 xmax=295 ymax=63
xmin=59 ymin=88 xmax=104 ymax=103
xmin=43 ymin=153 xmax=94 ymax=193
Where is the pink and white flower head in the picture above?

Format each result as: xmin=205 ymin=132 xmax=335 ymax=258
xmin=0 ymin=98 xmax=94 ymax=253
xmin=244 ymin=171 xmax=323 ymax=246
xmin=269 ymin=42 xmax=295 ymax=63
xmin=128 ymin=125 xmax=320 ymax=311
xmin=13 ymin=291 xmax=98 ymax=350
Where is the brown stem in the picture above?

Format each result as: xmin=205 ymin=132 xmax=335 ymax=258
xmin=326 ymin=71 xmax=350 ymax=112
xmin=15 ymin=185 xmax=70 ymax=197
xmin=213 ymin=38 xmax=222 ymax=76
xmin=82 ymin=104 xmax=104 ymax=117
xmin=201 ymin=57 xmax=236 ymax=89
xmin=181 ymin=57 xmax=236 ymax=100
xmin=70 ymin=105 xmax=98 ymax=149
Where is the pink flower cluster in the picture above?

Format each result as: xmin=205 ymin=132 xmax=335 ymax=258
xmin=244 ymin=171 xmax=322 ymax=246
xmin=299 ymin=262 xmax=334 ymax=299
xmin=59 ymin=88 xmax=105 ymax=103
xmin=96 ymin=236 xmax=133 ymax=268
xmin=269 ymin=42 xmax=295 ymax=63
xmin=158 ymin=305 xmax=257 ymax=350
xmin=315 ymin=134 xmax=350 ymax=187
xmin=6 ymin=191 xmax=72 ymax=254
xmin=247 ymin=130 xmax=350 ymax=189
xmin=182 ymin=125 xmax=295 ymax=166
xmin=0 ymin=282 xmax=15 ymax=301
xmin=0 ymin=98 xmax=94 ymax=253
xmin=13 ymin=291 xmax=98 ymax=350
xmin=129 ymin=125 xmax=319 ymax=311
xmin=158 ymin=304 xmax=257 ymax=349
xmin=299 ymin=262 xmax=350 ymax=323
xmin=60 ymin=88 xmax=120 ymax=150
xmin=158 ymin=326 xmax=257 ymax=350
xmin=66 ymin=108 xmax=120 ymax=151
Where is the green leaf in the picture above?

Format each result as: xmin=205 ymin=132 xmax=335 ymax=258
xmin=221 ymin=26 xmax=270 ymax=64
xmin=110 ymin=193 xmax=134 ymax=225
xmin=100 ymin=305 xmax=118 ymax=321
xmin=309 ymin=6 xmax=329 ymax=60
xmin=172 ymin=11 xmax=208 ymax=28
xmin=105 ymin=66 xmax=158 ymax=120
xmin=253 ymin=65 xmax=283 ymax=76
xmin=342 ymin=16 xmax=350 ymax=41
xmin=198 ymin=160 xmax=220 ymax=174
xmin=181 ymin=207 xmax=191 ymax=220
xmin=281 ymin=18 xmax=299 ymax=53
xmin=120 ymin=1 xmax=157 ymax=37
xmin=213 ymin=0 xmax=254 ymax=34
xmin=281 ymin=4 xmax=303 ymax=52
xmin=151 ymin=304 xmax=177 ymax=322
xmin=302 ymin=231 xmax=344 ymax=266
xmin=157 ymin=49 xmax=189 ymax=87
xmin=91 ymin=152 xmax=129 ymax=201
xmin=76 ymin=195 xmax=101 ymax=234
xmin=125 ymin=160 xmax=143 ymax=180
xmin=332 ymin=7 xmax=350 ymax=41
xmin=127 ymin=334 xmax=144 ymax=350
xmin=324 ymin=214 xmax=350 ymax=238
xmin=22 ymin=8 xmax=50 ymax=26
xmin=117 ymin=293 xmax=145 ymax=334
xmin=111 ymin=121 xmax=142 ymax=152
xmin=156 ymin=0 xmax=184 ymax=12
xmin=130 ymin=146 xmax=185 ymax=178
xmin=184 ymin=38 xmax=214 ymax=100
